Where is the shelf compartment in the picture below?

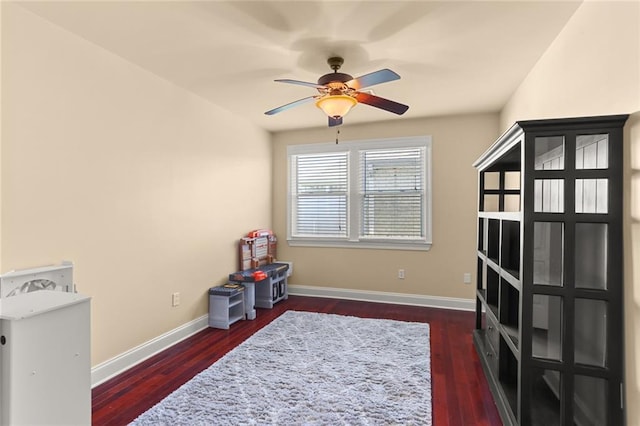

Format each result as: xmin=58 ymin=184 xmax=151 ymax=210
xmin=254 ymin=270 xmax=288 ymax=309
xmin=229 ymin=298 xmax=243 ymax=308
xmin=482 ymin=190 xmax=522 ymax=213
xmin=484 ymin=171 xmax=501 ymax=190
xmin=208 ymin=291 xmax=246 ymax=330
xmin=480 ymin=166 xmax=522 ymax=213
xmin=504 ymin=171 xmax=521 ymax=190
xmin=488 ymin=219 xmax=500 ymax=264
xmin=499 ymin=278 xmax=520 ymax=349
xmin=228 ymin=313 xmax=244 ymax=324
xmin=477 ymin=258 xmax=485 ymax=292
xmin=504 ymin=194 xmax=521 ymax=212
xmin=499 ymin=336 xmax=519 ymax=420
xmin=486 ymin=313 xmax=500 ymax=353
xmin=483 ymin=194 xmax=500 ymax=212
xmin=486 ymin=267 xmax=500 ymax=316
xmin=501 ymin=220 xmax=521 ymax=279
xmin=229 ymin=298 xmax=244 ymax=318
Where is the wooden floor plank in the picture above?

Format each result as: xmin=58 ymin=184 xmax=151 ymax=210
xmin=92 ymin=296 xmax=502 ymax=425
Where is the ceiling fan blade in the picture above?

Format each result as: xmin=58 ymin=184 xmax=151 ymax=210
xmin=346 ymin=69 xmax=400 ymax=90
xmin=328 ymin=116 xmax=343 ymax=127
xmin=264 ymin=96 xmax=317 ymax=115
xmin=354 ymin=92 xmax=409 ymax=115
xmin=275 ymin=79 xmax=325 ymax=89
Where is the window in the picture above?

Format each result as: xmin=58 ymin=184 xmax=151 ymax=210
xmin=287 ymin=136 xmax=432 ymax=250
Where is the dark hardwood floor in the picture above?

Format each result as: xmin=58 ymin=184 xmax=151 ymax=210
xmin=92 ymin=296 xmax=502 ymax=425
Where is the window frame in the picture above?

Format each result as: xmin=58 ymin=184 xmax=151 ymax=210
xmin=287 ymin=135 xmax=432 ymax=251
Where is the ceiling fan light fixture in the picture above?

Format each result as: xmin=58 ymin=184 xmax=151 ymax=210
xmin=315 ymin=94 xmax=357 ymax=119
xmin=266 ymin=57 xmax=408 ymax=126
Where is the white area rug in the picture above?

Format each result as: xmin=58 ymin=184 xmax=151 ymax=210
xmin=131 ymin=311 xmax=432 ymax=425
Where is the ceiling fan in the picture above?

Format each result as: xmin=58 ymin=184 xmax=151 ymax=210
xmin=265 ymin=57 xmax=409 ymax=127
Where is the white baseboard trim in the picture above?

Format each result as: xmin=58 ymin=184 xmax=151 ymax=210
xmin=288 ymin=284 xmax=475 ymax=311
xmin=91 ymin=314 xmax=209 ymax=388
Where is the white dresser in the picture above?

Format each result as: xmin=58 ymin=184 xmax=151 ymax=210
xmin=0 ymin=290 xmax=91 ymax=425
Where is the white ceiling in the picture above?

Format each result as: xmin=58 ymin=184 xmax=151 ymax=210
xmin=17 ymin=1 xmax=582 ymax=132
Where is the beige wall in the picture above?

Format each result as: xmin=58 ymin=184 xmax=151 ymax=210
xmin=272 ymin=113 xmax=499 ymax=300
xmin=1 ymin=4 xmax=272 ymax=366
xmin=499 ymin=1 xmax=640 ymax=423
xmin=500 ymin=1 xmax=639 ymax=129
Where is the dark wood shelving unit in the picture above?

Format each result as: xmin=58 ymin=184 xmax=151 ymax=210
xmin=473 ymin=115 xmax=628 ymax=425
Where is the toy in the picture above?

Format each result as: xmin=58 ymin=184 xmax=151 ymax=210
xmin=238 ymin=229 xmax=277 ymax=270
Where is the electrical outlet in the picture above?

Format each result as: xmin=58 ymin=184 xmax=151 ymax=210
xmin=172 ymin=292 xmax=180 ymax=307
xmin=398 ymin=269 xmax=405 ymax=279
xmin=463 ymin=273 xmax=472 ymax=284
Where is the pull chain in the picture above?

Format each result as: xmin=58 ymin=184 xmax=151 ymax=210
xmin=335 ymin=128 xmax=340 ymax=144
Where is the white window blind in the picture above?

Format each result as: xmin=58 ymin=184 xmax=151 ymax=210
xmin=292 ymin=152 xmax=348 ymax=237
xmin=360 ymin=148 xmax=424 ymax=239
xmin=288 ymin=136 xmax=432 ymax=250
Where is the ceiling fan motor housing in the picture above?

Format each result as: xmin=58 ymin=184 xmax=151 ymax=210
xmin=317 ymin=72 xmax=353 ymax=86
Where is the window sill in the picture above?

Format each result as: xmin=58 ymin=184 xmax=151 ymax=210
xmin=287 ymin=238 xmax=432 ymax=251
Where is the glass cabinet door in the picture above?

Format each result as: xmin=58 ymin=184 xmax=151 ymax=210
xmin=531 ymin=295 xmax=562 ymax=361
xmin=535 ymin=136 xmax=565 ymax=170
xmin=530 ymin=368 xmax=562 ymax=425
xmin=524 ymin=120 xmax=624 ymax=426
xmin=573 ymin=375 xmax=608 ymax=426
xmin=574 ymin=298 xmax=608 ymax=367
xmin=575 ymin=134 xmax=608 ymax=169
xmin=533 ymin=222 xmax=563 ymax=286
xmin=575 ymin=223 xmax=607 ymax=290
